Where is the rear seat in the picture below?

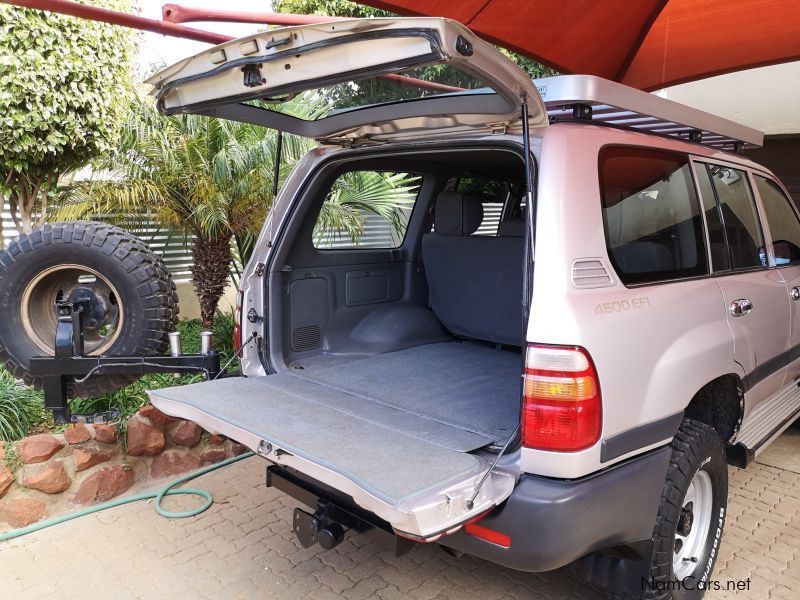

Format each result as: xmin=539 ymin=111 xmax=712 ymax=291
xmin=421 ymin=191 xmax=525 ymax=347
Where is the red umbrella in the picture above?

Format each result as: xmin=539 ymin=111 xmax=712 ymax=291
xmin=362 ymin=0 xmax=800 ymax=91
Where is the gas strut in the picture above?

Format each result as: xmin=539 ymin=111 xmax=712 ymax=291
xmin=465 ymin=424 xmax=521 ymax=510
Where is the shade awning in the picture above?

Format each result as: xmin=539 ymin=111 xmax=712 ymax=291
xmin=363 ymin=0 xmax=800 ymax=91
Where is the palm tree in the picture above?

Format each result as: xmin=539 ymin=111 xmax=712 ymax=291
xmin=58 ymin=98 xmax=282 ymax=327
xmin=58 ymin=95 xmax=419 ymax=327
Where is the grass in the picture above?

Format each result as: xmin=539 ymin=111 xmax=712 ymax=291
xmin=0 ymin=368 xmax=49 ymax=442
xmin=0 ymin=310 xmax=237 ymax=442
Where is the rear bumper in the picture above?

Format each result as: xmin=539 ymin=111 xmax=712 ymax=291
xmin=438 ymin=445 xmax=671 ymax=572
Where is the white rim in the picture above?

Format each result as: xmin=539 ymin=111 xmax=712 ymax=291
xmin=672 ymin=468 xmax=714 ymax=579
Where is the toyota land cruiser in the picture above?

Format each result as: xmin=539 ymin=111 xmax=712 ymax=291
xmin=142 ymin=17 xmax=800 ymax=598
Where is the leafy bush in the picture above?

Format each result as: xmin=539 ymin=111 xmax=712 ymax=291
xmin=0 ymin=368 xmax=48 ymax=442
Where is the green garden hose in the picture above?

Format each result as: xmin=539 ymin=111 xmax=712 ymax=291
xmin=0 ymin=451 xmax=255 ymax=542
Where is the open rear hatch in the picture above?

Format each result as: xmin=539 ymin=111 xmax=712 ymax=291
xmin=146 ymin=17 xmax=547 ymax=145
xmin=148 ymin=375 xmax=516 ymax=540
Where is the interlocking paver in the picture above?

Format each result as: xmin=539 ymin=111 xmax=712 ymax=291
xmin=3 ymin=432 xmax=800 ymax=599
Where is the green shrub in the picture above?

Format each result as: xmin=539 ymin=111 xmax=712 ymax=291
xmin=0 ymin=368 xmax=48 ymax=442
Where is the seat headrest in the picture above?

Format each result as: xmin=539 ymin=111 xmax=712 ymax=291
xmin=497 ymin=219 xmax=525 ymax=237
xmin=434 ymin=191 xmax=483 ymax=236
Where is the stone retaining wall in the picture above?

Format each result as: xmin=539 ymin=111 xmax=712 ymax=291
xmin=0 ymin=406 xmax=247 ymax=530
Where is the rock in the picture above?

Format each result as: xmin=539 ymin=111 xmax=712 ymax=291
xmin=149 ymin=451 xmax=202 ymax=479
xmin=17 ymin=434 xmax=63 ymax=464
xmin=94 ymin=423 xmax=118 ymax=444
xmin=72 ymin=465 xmax=134 ymax=505
xmin=73 ymin=448 xmax=112 ymax=472
xmin=209 ymin=434 xmax=225 ymax=445
xmin=227 ymin=441 xmax=248 ymax=457
xmin=138 ymin=405 xmax=179 ymax=425
xmin=126 ymin=417 xmax=165 ymax=456
xmin=0 ymin=465 xmax=14 ymax=498
xmin=0 ymin=498 xmax=47 ymax=528
xmin=168 ymin=421 xmax=202 ymax=448
xmin=200 ymin=448 xmax=226 ymax=465
xmin=23 ymin=461 xmax=70 ymax=494
xmin=64 ymin=423 xmax=91 ymax=445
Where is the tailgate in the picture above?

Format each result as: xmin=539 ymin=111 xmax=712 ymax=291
xmin=148 ymin=375 xmax=515 ymax=540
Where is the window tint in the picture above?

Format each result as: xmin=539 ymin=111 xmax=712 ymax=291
xmin=600 ymin=146 xmax=708 ymax=285
xmin=755 ymin=176 xmax=800 ymax=265
xmin=706 ymin=165 xmax=764 ymax=270
xmin=313 ymin=171 xmax=422 ymax=250
xmin=695 ymin=164 xmax=731 ymax=271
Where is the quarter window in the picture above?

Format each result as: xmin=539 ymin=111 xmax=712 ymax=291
xmin=313 ymin=171 xmax=422 ymax=250
xmin=599 ymin=146 xmax=708 ymax=285
xmin=755 ymin=176 xmax=800 ymax=265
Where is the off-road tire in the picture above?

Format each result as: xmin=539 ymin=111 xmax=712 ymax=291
xmin=0 ymin=221 xmax=179 ymax=397
xmin=627 ymin=419 xmax=728 ymax=600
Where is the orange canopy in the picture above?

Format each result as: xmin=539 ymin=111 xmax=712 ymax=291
xmin=363 ymin=0 xmax=800 ymax=91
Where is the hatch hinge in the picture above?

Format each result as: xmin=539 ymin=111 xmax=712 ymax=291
xmin=489 ymin=123 xmax=508 ymax=135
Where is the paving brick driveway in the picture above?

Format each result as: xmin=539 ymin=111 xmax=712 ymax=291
xmin=4 ymin=426 xmax=800 ymax=599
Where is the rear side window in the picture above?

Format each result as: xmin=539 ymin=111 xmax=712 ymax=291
xmin=704 ymin=164 xmax=765 ymax=270
xmin=755 ymin=176 xmax=800 ymax=265
xmin=599 ymin=146 xmax=708 ymax=285
xmin=313 ymin=171 xmax=422 ymax=250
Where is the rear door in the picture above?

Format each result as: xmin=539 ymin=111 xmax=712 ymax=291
xmin=146 ymin=17 xmax=547 ymax=146
xmin=694 ymin=161 xmax=790 ymax=408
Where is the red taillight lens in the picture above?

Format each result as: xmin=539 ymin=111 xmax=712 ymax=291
xmin=233 ymin=291 xmax=243 ymax=353
xmin=522 ymin=344 xmax=602 ymax=451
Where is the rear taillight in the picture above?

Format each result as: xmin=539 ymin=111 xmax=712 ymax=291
xmin=522 ymin=344 xmax=602 ymax=451
xmin=233 ymin=290 xmax=243 ymax=353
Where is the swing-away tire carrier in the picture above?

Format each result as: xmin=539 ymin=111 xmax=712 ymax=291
xmin=267 ymin=445 xmax=672 ymax=584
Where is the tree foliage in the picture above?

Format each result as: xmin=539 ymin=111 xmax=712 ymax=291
xmin=0 ymin=0 xmax=135 ymax=242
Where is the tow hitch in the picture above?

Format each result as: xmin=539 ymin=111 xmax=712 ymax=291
xmin=29 ymin=298 xmax=221 ymax=424
xmin=293 ymin=507 xmax=345 ymax=550
xmin=267 ymin=465 xmax=415 ymax=556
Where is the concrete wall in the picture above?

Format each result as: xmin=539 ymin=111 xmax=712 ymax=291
xmin=659 ymin=62 xmax=800 ymax=135
xmin=175 ymin=280 xmax=239 ymax=321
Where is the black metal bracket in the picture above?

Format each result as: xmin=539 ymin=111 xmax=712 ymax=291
xmin=30 ymin=299 xmax=221 ymax=424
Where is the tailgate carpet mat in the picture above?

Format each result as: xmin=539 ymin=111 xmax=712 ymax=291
xmin=149 ymin=376 xmax=483 ymax=506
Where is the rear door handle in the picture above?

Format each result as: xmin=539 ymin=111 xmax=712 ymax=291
xmin=792 ymin=286 xmax=800 ymax=301
xmin=730 ymin=298 xmax=753 ymax=317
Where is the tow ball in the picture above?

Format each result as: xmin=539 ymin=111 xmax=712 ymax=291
xmin=293 ymin=506 xmax=346 ymax=550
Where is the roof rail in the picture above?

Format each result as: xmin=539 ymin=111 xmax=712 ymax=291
xmin=535 ymin=75 xmax=763 ymax=151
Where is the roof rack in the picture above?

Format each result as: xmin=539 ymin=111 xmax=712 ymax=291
xmin=535 ymin=75 xmax=763 ymax=152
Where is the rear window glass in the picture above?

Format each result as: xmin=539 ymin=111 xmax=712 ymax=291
xmin=600 ymin=146 xmax=708 ymax=285
xmin=313 ymin=171 xmax=422 ymax=250
xmin=250 ymin=64 xmax=488 ymax=122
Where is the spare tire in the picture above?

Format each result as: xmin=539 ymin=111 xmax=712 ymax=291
xmin=0 ymin=221 xmax=179 ymax=397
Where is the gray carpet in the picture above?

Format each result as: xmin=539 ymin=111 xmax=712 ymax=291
xmin=149 ymin=376 xmax=484 ymax=507
xmin=293 ymin=341 xmax=522 ymax=445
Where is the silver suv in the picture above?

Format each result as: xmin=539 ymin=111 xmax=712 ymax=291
xmin=147 ymin=17 xmax=800 ymax=597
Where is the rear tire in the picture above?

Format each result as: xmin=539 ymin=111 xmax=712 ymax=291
xmin=0 ymin=222 xmax=179 ymax=397
xmin=632 ymin=419 xmax=728 ymax=599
